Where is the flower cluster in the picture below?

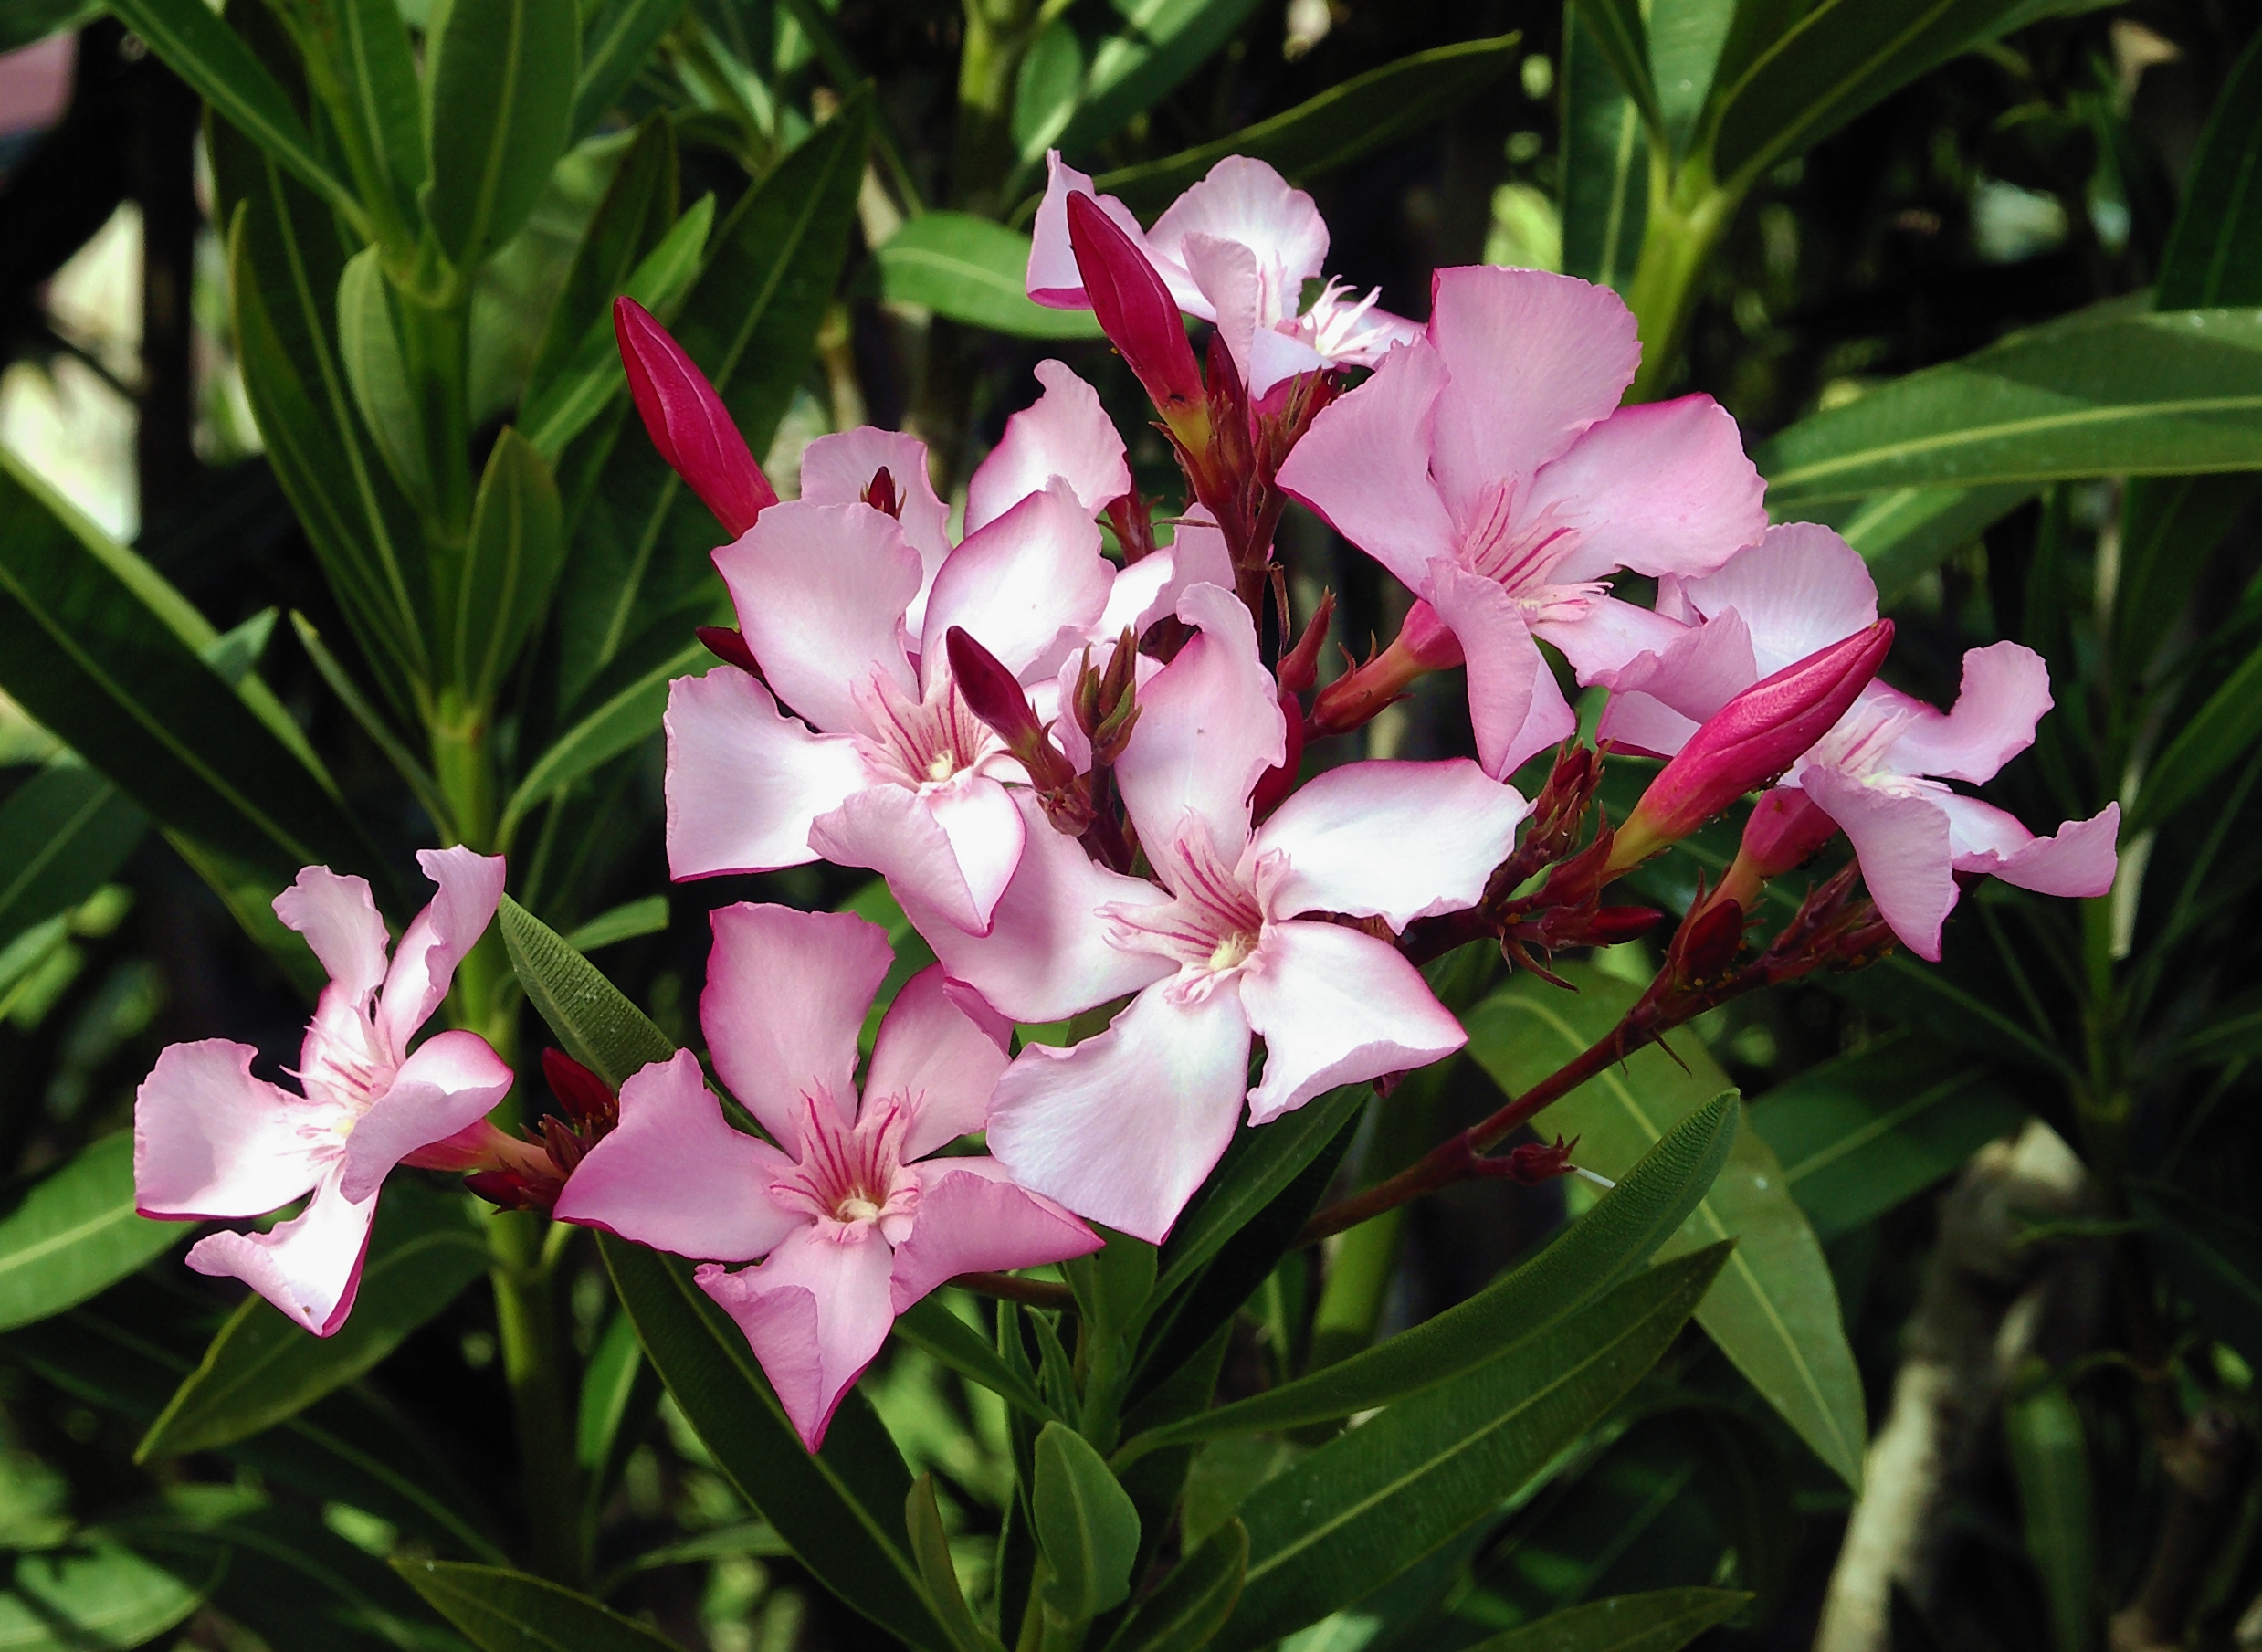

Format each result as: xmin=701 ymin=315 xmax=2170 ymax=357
xmin=132 ymin=154 xmax=2117 ymax=1447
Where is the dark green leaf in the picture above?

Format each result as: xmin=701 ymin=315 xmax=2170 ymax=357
xmin=0 ymin=1134 xmax=182 ymax=1332
xmin=564 ymin=895 xmax=672 ymax=953
xmin=573 ymin=0 xmax=687 ymax=139
xmin=451 ymin=428 xmax=563 ymax=703
xmin=1459 ymin=1588 xmax=1752 ymax=1652
xmin=0 ymin=1 xmax=98 ymax=53
xmin=0 ymin=766 xmax=146 ymax=954
xmin=2114 ymin=475 xmax=2258 ymax=685
xmin=0 ymin=1542 xmax=212 ymax=1649
xmin=2005 ymin=1386 xmax=2093 ymax=1652
xmin=907 ymin=1473 xmax=1005 ymax=1652
xmin=424 ymin=0 xmax=580 ymax=268
xmin=289 ymin=612 xmax=455 ymax=836
xmin=338 ymin=247 xmax=437 ymax=511
xmin=1048 ymin=0 xmax=1266 ymax=166
xmin=1099 ymin=1519 xmax=1245 ymax=1652
xmin=1560 ymin=5 xmax=1650 ymax=293
xmin=1829 ymin=482 xmax=2039 ymax=606
xmin=2171 ymin=987 xmax=2262 ymax=1068
xmin=1035 ymin=1422 xmax=1142 ymax=1623
xmin=498 ymin=895 xmax=673 ymax=1086
xmin=1647 ymin=0 xmax=1738 ymax=160
xmin=502 ymin=637 xmax=706 ymax=847
xmin=577 ymin=1307 xmax=662 ymax=1545
xmin=1217 ymin=1246 xmax=1731 ymax=1649
xmin=891 ymin=1293 xmax=1056 ymax=1422
xmin=2130 ymin=632 xmax=2262 ymax=830
xmin=874 ymin=213 xmax=1104 ymax=338
xmin=525 ymin=117 xmax=680 ymax=414
xmin=308 ymin=0 xmax=427 ymax=236
xmin=136 ymin=1183 xmax=489 ymax=1457
xmin=395 ymin=1560 xmax=681 ymax=1651
xmin=1568 ymin=0 xmax=1662 ymax=146
xmin=2130 ymin=1180 xmax=2262 ymax=1369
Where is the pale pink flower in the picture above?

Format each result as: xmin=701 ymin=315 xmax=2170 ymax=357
xmin=133 ymin=849 xmax=513 ymax=1335
xmin=1027 ymin=153 xmax=1422 ymax=396
xmin=1278 ymin=266 xmax=1768 ymax=779
xmin=553 ymin=903 xmax=1098 ymax=1449
xmin=1594 ymin=523 xmax=2120 ymax=958
xmin=903 ymin=584 xmax=1534 ymax=1243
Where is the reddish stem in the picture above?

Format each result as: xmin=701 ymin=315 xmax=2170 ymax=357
xmin=952 ymin=1270 xmax=1076 ymax=1310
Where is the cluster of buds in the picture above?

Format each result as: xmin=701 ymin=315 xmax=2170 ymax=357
xmin=463 ymin=1050 xmax=622 ymax=1213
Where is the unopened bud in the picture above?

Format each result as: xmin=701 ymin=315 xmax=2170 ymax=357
xmin=1664 ymin=896 xmax=1747 ymax=992
xmin=946 ymin=626 xmax=1047 ymax=751
xmin=695 ymin=626 xmax=760 ymax=675
xmin=1278 ymin=590 xmax=1335 ymax=697
xmin=615 ymin=297 xmax=777 ymax=538
xmin=1065 ymin=193 xmax=1207 ymax=439
xmin=863 ymin=467 xmax=901 ymax=518
xmin=1076 ymin=631 xmax=1143 ymax=765
xmin=542 ymin=1048 xmax=618 ymax=1135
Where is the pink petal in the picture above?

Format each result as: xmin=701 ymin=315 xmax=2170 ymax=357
xmin=985 ymin=984 xmax=1252 ymax=1243
xmin=1670 ymin=522 xmax=1878 ymax=675
xmin=808 ymin=773 xmax=1025 ymax=937
xmin=797 ymin=427 xmax=953 ymax=625
xmin=1180 ymin=231 xmax=1265 ymax=391
xmin=1247 ymin=326 xmax=1331 ymax=395
xmin=270 ymin=868 xmax=388 ymax=1009
xmin=868 ymin=966 xmax=1014 ymax=1159
xmin=374 ymin=847 xmax=506 ymax=1058
xmin=910 ymin=791 xmax=1175 ymax=1022
xmin=1254 ymin=758 xmax=1531 ymax=930
xmin=1026 ymin=152 xmax=1164 ymax=309
xmin=1594 ymin=689 xmax=1705 ymax=761
xmin=921 ymin=482 xmax=1112 ymax=681
xmin=1942 ymin=797 xmax=2120 ymax=898
xmin=1146 ymin=155 xmax=1330 ymax=303
xmin=703 ymin=903 xmax=891 ymax=1152
xmin=1884 ymin=642 xmax=2053 ymax=784
xmin=1241 ymin=920 xmax=1466 ymax=1123
xmin=964 ymin=361 xmax=1131 ymax=533
xmin=1544 ymin=594 xmax=1705 ymax=687
xmin=1096 ymin=516 xmax=1236 ymax=641
xmin=185 ymin=1166 xmax=376 ymax=1337
xmin=1797 ymin=763 xmax=1957 ymax=962
xmin=1530 ymin=395 xmax=1767 ymax=584
xmin=1592 ymin=608 xmax=1758 ymax=728
xmin=886 ymin=1159 xmax=1100 ymax=1310
xmin=1114 ymin=583 xmax=1285 ymax=867
xmin=1276 ymin=342 xmax=1457 ymax=593
xmin=1426 ymin=267 xmax=1641 ymax=521
xmin=697 ymin=1224 xmax=897 ymax=1449
xmin=716 ymin=500 xmax=921 ymax=735
xmin=337 ymin=1029 xmax=515 ymax=1203
xmin=135 ymin=1040 xmax=331 ymax=1220
xmin=555 ymin=1049 xmax=802 ymax=1261
xmin=664 ymin=668 xmax=871 ymax=879
xmin=1426 ymin=563 xmax=1575 ymax=778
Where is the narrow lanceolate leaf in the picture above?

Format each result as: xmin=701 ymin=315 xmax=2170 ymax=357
xmin=0 ymin=765 xmax=146 ymax=953
xmin=451 ymin=429 xmax=563 ymax=704
xmin=1035 ymin=1422 xmax=1142 ymax=1622
xmin=907 ymin=1474 xmax=1005 ymax=1652
xmin=874 ymin=214 xmax=1104 ymax=338
xmin=1757 ymin=305 xmax=2262 ymax=509
xmin=2131 ymin=633 xmax=2262 ymax=831
xmin=2006 ymin=1387 xmax=2094 ymax=1652
xmin=890 ymin=1294 xmax=1056 ymax=1421
xmin=136 ymin=1184 xmax=489 ymax=1457
xmin=1458 ymin=1589 xmax=1752 ymax=1652
xmin=1099 ymin=1520 xmax=1246 ymax=1652
xmin=563 ymin=895 xmax=671 ymax=954
xmin=0 ymin=1543 xmax=212 ymax=1650
xmin=1832 ymin=482 xmax=2038 ymax=606
xmin=310 ymin=0 xmax=427 ymax=237
xmin=498 ymin=896 xmax=673 ymax=1087
xmin=0 ymin=1135 xmax=181 ymax=1331
xmin=337 ymin=247 xmax=437 ymax=511
xmin=1566 ymin=0 xmax=1662 ymax=146
xmin=2129 ymin=1180 xmax=2262 ymax=1370
xmin=1466 ymin=965 xmax=1867 ymax=1491
xmin=0 ymin=450 xmax=394 ymax=907
xmin=1046 ymin=0 xmax=1266 ymax=167
xmin=1559 ymin=5 xmax=1650 ymax=292
xmin=395 ymin=1560 xmax=682 ymax=1652
xmin=423 ymin=0 xmax=580 ymax=268
xmin=1216 ymin=1247 xmax=1731 ymax=1650
xmin=500 ymin=637 xmax=707 ymax=847
xmin=600 ymin=1236 xmax=950 ymax=1651
xmin=525 ymin=116 xmax=681 ymax=414
xmin=573 ymin=0 xmax=687 ymax=139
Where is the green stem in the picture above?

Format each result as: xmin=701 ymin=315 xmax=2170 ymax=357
xmin=1621 ymin=172 xmax=1738 ymax=404
xmin=489 ymin=1208 xmax=584 ymax=1584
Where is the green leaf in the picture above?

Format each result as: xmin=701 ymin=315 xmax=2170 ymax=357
xmin=576 ymin=1307 xmax=661 ymax=1541
xmin=1047 ymin=0 xmax=1267 ymax=167
xmin=1118 ymin=1095 xmax=1737 ymax=1463
xmin=1458 ymin=1588 xmax=1752 ymax=1652
xmin=395 ymin=1559 xmax=680 ymax=1651
xmin=502 ymin=637 xmax=706 ymax=847
xmin=907 ymin=1473 xmax=1005 ymax=1652
xmin=1036 ymin=1421 xmax=1142 ymax=1623
xmin=599 ymin=1236 xmax=950 ymax=1650
xmin=1830 ymin=482 xmax=2038 ymax=606
xmin=0 ymin=1135 xmax=181 ymax=1332
xmin=289 ymin=613 xmax=455 ymax=837
xmin=525 ymin=116 xmax=680 ymax=416
xmin=0 ymin=1 xmax=99 ymax=53
xmin=1090 ymin=33 xmax=1523 ymax=216
xmin=306 ymin=0 xmax=428 ymax=237
xmin=2130 ymin=632 xmax=2262 ymax=830
xmin=338 ymin=247 xmax=437 ymax=511
xmin=423 ymin=0 xmax=581 ymax=268
xmin=107 ymin=0 xmax=364 ymax=229
xmin=2130 ymin=1180 xmax=2262 ymax=1370
xmin=1756 ymin=304 xmax=2262 ymax=509
xmin=1647 ymin=0 xmax=1739 ymax=161
xmin=891 ymin=1293 xmax=1055 ymax=1422
xmin=573 ymin=0 xmax=687 ymax=139
xmin=451 ymin=428 xmax=564 ymax=703
xmin=1559 ymin=6 xmax=1650 ymax=292
xmin=557 ymin=94 xmax=868 ymax=710
xmin=1013 ymin=17 xmax=1084 ymax=161
xmin=0 ymin=1542 xmax=212 ymax=1650
xmin=1099 ymin=1519 xmax=1245 ymax=1652
xmin=1217 ymin=1246 xmax=1731 ymax=1650
xmin=1748 ymin=1033 xmax=2028 ymax=1242
xmin=874 ymin=213 xmax=1105 ymax=339
xmin=564 ymin=895 xmax=672 ymax=952
xmin=1568 ymin=0 xmax=1663 ymax=146
xmin=1466 ymin=965 xmax=1867 ymax=1490
xmin=2006 ymin=1385 xmax=2094 ymax=1652
xmin=0 ymin=448 xmax=394 ymax=906
xmin=0 ymin=766 xmax=147 ymax=954
xmin=498 ymin=895 xmax=673 ymax=1086
xmin=136 ymin=1184 xmax=490 ymax=1457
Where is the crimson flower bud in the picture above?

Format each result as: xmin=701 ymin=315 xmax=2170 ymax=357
xmin=946 ymin=626 xmax=1047 ymax=752
xmin=542 ymin=1048 xmax=618 ymax=1135
xmin=863 ymin=467 xmax=901 ymax=518
xmin=614 ymin=297 xmax=778 ymax=538
xmin=1064 ymin=193 xmax=1207 ymax=437
xmin=1278 ymin=590 xmax=1335 ymax=698
xmin=1610 ymin=620 xmax=1892 ymax=871
xmin=1485 ymin=1136 xmax=1581 ymax=1185
xmin=695 ymin=625 xmax=760 ymax=675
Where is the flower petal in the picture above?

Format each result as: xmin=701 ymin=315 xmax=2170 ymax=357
xmin=921 ymin=482 xmax=1112 ymax=682
xmin=1114 ymin=583 xmax=1285 ymax=868
xmin=1797 ymin=763 xmax=1957 ymax=962
xmin=986 ymin=984 xmax=1252 ymax=1243
xmin=555 ymin=1049 xmax=802 ymax=1261
xmin=135 ymin=1040 xmax=330 ymax=1219
xmin=1146 ymin=155 xmax=1330 ymax=304
xmin=703 ymin=903 xmax=892 ymax=1151
xmin=1941 ymin=796 xmax=2120 ymax=899
xmin=1426 ymin=563 xmax=1575 ymax=778
xmin=717 ymin=500 xmax=921 ymax=735
xmin=964 ymin=361 xmax=1131 ymax=533
xmin=1883 ymin=641 xmax=2052 ymax=784
xmin=1276 ymin=342 xmax=1457 ymax=593
xmin=1542 ymin=593 xmax=1701 ymax=687
xmin=1180 ymin=231 xmax=1264 ymax=391
xmin=1591 ymin=608 xmax=1758 ymax=731
xmin=1096 ymin=516 xmax=1236 ymax=642
xmin=270 ymin=868 xmax=387 ymax=1009
xmin=337 ymin=1029 xmax=516 ymax=1203
xmin=664 ymin=668 xmax=870 ymax=879
xmin=1426 ymin=267 xmax=1641 ymax=520
xmin=1255 ymin=758 xmax=1531 ymax=929
xmin=910 ymin=791 xmax=1175 ymax=1023
xmin=185 ymin=1166 xmax=375 ymax=1337
xmin=1026 ymin=152 xmax=1171 ymax=308
xmin=796 ymin=427 xmax=953 ymax=626
xmin=808 ymin=773 xmax=1025 ymax=937
xmin=1529 ymin=395 xmax=1767 ymax=584
xmin=887 ymin=1159 xmax=1100 ymax=1310
xmin=1241 ymin=921 xmax=1466 ymax=1123
xmin=698 ymin=1225 xmax=897 ymax=1450
xmin=868 ymin=966 xmax=1014 ymax=1159
xmin=373 ymin=847 xmax=506 ymax=1059
xmin=1670 ymin=522 xmax=1878 ymax=675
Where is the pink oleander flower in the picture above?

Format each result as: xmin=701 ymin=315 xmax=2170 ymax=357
xmin=1278 ymin=266 xmax=1768 ymax=779
xmin=133 ymin=850 xmax=513 ymax=1336
xmin=665 ymin=362 xmax=1227 ymax=934
xmin=1028 ymin=153 xmax=1422 ymax=396
xmin=901 ymin=584 xmax=1534 ymax=1243
xmin=553 ymin=903 xmax=1099 ymax=1449
xmin=1594 ymin=523 xmax=2120 ymax=959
